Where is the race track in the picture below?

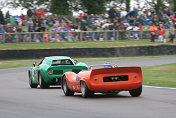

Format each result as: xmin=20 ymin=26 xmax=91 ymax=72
xmin=0 ymin=57 xmax=176 ymax=118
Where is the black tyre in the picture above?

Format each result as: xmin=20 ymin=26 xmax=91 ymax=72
xmin=62 ymin=76 xmax=74 ymax=96
xmin=129 ymin=85 xmax=142 ymax=97
xmin=81 ymin=81 xmax=94 ymax=98
xmin=39 ymin=73 xmax=49 ymax=89
xmin=28 ymin=71 xmax=38 ymax=88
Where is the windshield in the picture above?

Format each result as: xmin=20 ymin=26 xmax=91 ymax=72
xmin=52 ymin=59 xmax=74 ymax=66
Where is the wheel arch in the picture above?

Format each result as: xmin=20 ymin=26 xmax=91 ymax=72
xmin=28 ymin=70 xmax=31 ymax=77
xmin=38 ymin=70 xmax=46 ymax=84
xmin=28 ymin=68 xmax=33 ymax=78
xmin=28 ymin=70 xmax=32 ymax=82
xmin=61 ymin=72 xmax=77 ymax=89
xmin=79 ymin=77 xmax=93 ymax=91
xmin=38 ymin=70 xmax=47 ymax=82
xmin=80 ymin=79 xmax=86 ymax=86
xmin=80 ymin=78 xmax=90 ymax=89
xmin=38 ymin=70 xmax=41 ymax=81
xmin=61 ymin=74 xmax=66 ymax=89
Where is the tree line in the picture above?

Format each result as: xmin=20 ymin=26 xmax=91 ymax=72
xmin=7 ymin=0 xmax=176 ymax=15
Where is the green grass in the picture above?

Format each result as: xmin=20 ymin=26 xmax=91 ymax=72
xmin=142 ymin=63 xmax=176 ymax=87
xmin=0 ymin=55 xmax=176 ymax=69
xmin=0 ymin=40 xmax=175 ymax=50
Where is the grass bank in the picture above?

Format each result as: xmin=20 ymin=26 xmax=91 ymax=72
xmin=0 ymin=40 xmax=175 ymax=50
xmin=142 ymin=63 xmax=176 ymax=87
xmin=0 ymin=55 xmax=175 ymax=69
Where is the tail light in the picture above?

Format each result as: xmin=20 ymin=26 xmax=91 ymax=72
xmin=49 ymin=71 xmax=53 ymax=75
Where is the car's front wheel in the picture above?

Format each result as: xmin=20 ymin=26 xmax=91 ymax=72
xmin=129 ymin=85 xmax=142 ymax=97
xmin=39 ymin=73 xmax=49 ymax=89
xmin=81 ymin=81 xmax=94 ymax=98
xmin=28 ymin=71 xmax=38 ymax=88
xmin=62 ymin=76 xmax=74 ymax=96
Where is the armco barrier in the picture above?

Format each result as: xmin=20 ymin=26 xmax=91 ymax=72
xmin=0 ymin=45 xmax=176 ymax=60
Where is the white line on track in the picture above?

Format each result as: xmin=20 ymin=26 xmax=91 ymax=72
xmin=144 ymin=85 xmax=176 ymax=90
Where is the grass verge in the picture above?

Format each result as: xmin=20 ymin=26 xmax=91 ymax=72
xmin=0 ymin=55 xmax=176 ymax=69
xmin=142 ymin=63 xmax=176 ymax=87
xmin=0 ymin=40 xmax=175 ymax=50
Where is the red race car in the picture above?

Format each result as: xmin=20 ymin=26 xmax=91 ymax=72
xmin=61 ymin=64 xmax=142 ymax=98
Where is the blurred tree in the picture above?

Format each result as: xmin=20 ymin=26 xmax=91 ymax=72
xmin=126 ymin=0 xmax=130 ymax=11
xmin=174 ymin=0 xmax=176 ymax=11
xmin=9 ymin=0 xmax=72 ymax=15
xmin=168 ymin=0 xmax=176 ymax=11
xmin=80 ymin=0 xmax=112 ymax=14
xmin=9 ymin=0 xmax=114 ymax=15
xmin=11 ymin=0 xmax=176 ymax=16
xmin=0 ymin=9 xmax=5 ymax=25
xmin=50 ymin=0 xmax=71 ymax=15
xmin=9 ymin=0 xmax=50 ymax=10
xmin=109 ymin=0 xmax=131 ymax=11
xmin=145 ymin=0 xmax=167 ymax=13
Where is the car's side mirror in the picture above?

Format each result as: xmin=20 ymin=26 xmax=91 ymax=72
xmin=74 ymin=60 xmax=78 ymax=64
xmin=33 ymin=62 xmax=36 ymax=67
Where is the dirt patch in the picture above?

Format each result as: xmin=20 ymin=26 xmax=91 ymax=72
xmin=0 ymin=62 xmax=2 ymax=65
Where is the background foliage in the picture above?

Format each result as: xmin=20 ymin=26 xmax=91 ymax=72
xmin=6 ymin=0 xmax=176 ymax=15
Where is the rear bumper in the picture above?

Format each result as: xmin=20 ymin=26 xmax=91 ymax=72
xmin=88 ymin=81 xmax=142 ymax=92
xmin=44 ymin=75 xmax=62 ymax=85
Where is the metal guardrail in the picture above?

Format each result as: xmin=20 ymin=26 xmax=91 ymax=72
xmin=0 ymin=29 xmax=171 ymax=43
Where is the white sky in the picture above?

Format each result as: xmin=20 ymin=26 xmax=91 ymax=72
xmin=1 ymin=7 xmax=27 ymax=16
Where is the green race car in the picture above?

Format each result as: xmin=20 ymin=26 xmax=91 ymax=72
xmin=28 ymin=56 xmax=88 ymax=88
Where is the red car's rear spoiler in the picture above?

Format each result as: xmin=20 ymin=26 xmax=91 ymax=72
xmin=90 ymin=67 xmax=142 ymax=77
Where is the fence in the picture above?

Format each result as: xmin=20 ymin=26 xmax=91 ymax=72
xmin=0 ymin=29 xmax=171 ymax=43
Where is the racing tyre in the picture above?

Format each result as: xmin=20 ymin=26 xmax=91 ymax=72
xmin=81 ymin=81 xmax=94 ymax=98
xmin=62 ymin=76 xmax=74 ymax=96
xmin=129 ymin=85 xmax=142 ymax=97
xmin=39 ymin=73 xmax=49 ymax=89
xmin=28 ymin=71 xmax=38 ymax=88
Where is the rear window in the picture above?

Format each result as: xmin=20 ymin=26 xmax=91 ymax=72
xmin=52 ymin=59 xmax=73 ymax=66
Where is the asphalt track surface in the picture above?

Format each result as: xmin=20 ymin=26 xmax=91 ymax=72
xmin=0 ymin=57 xmax=176 ymax=118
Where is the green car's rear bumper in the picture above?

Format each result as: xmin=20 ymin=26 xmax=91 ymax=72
xmin=43 ymin=66 xmax=88 ymax=85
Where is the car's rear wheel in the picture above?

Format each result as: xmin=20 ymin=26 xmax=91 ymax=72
xmin=81 ymin=81 xmax=94 ymax=98
xmin=62 ymin=76 xmax=74 ymax=96
xmin=39 ymin=73 xmax=49 ymax=89
xmin=129 ymin=85 xmax=142 ymax=97
xmin=28 ymin=71 xmax=38 ymax=88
